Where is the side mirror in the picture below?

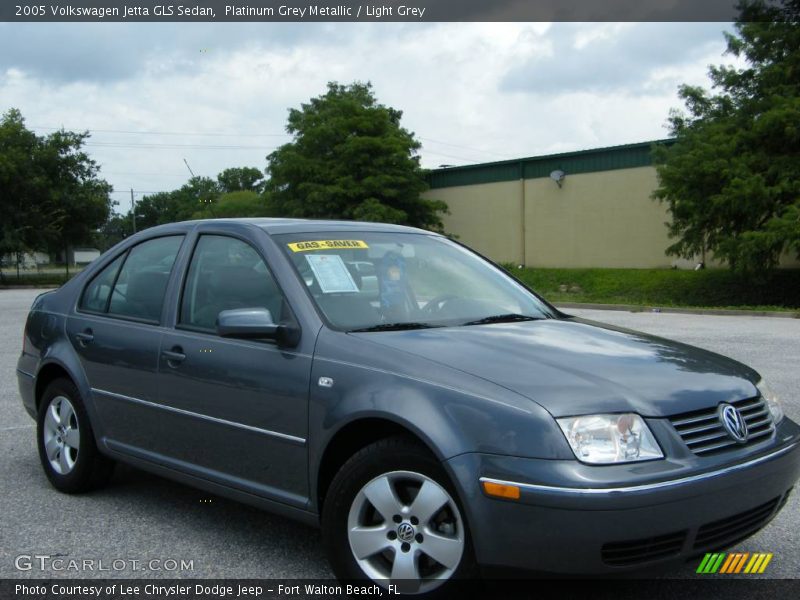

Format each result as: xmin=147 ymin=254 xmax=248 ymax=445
xmin=216 ymin=308 xmax=300 ymax=347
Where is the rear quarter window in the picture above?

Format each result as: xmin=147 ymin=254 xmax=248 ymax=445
xmin=79 ymin=254 xmax=125 ymax=313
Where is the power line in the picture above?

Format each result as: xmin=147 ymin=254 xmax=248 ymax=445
xmin=93 ymin=145 xmax=473 ymax=165
xmin=88 ymin=141 xmax=476 ymax=163
xmin=102 ymin=171 xmax=189 ymax=177
xmin=109 ymin=190 xmax=170 ymax=194
xmin=32 ymin=125 xmax=508 ymax=161
xmin=420 ymin=137 xmax=514 ymax=159
xmin=418 ymin=149 xmax=483 ymax=163
xmin=31 ymin=126 xmax=290 ymax=138
xmin=86 ymin=142 xmax=274 ymax=150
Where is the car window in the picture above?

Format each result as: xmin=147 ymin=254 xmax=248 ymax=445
xmin=79 ymin=254 xmax=125 ymax=313
xmin=106 ymin=236 xmax=184 ymax=322
xmin=179 ymin=235 xmax=286 ymax=331
xmin=274 ymin=232 xmax=553 ymax=330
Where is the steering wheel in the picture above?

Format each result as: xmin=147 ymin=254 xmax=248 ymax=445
xmin=421 ymin=294 xmax=460 ymax=315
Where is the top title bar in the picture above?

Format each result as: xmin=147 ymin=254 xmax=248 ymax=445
xmin=3 ymin=1 xmax=749 ymax=23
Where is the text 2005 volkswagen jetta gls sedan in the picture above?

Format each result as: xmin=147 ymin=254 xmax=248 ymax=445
xmin=17 ymin=219 xmax=800 ymax=592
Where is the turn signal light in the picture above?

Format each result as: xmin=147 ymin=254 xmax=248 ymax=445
xmin=481 ymin=480 xmax=520 ymax=500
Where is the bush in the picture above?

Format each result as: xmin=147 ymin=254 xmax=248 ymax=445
xmin=0 ymin=271 xmax=74 ymax=287
xmin=507 ymin=267 xmax=800 ymax=310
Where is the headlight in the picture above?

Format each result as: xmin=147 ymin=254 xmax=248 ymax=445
xmin=757 ymin=379 xmax=784 ymax=424
xmin=556 ymin=413 xmax=663 ymax=464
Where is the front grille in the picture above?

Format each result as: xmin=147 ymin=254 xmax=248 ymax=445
xmin=669 ymin=396 xmax=774 ymax=455
xmin=602 ymin=530 xmax=687 ymax=566
xmin=693 ymin=497 xmax=780 ymax=550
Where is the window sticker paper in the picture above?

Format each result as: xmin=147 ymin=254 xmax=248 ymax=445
xmin=305 ymin=254 xmax=360 ymax=293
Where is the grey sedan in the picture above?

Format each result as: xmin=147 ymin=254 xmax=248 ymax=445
xmin=16 ymin=219 xmax=800 ymax=593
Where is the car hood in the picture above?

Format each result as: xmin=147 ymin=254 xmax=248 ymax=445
xmin=350 ymin=317 xmax=760 ymax=418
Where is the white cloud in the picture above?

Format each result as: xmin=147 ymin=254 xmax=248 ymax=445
xmin=0 ymin=22 xmax=742 ymax=211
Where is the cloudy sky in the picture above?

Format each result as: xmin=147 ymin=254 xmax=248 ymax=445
xmin=0 ymin=22 xmax=740 ymax=211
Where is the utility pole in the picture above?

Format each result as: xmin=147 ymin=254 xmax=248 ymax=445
xmin=131 ymin=188 xmax=137 ymax=233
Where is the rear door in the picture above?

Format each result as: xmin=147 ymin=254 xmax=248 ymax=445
xmin=67 ymin=235 xmax=185 ymax=450
xmin=154 ymin=233 xmax=312 ymax=507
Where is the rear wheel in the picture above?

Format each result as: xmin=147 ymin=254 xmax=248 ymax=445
xmin=37 ymin=378 xmax=114 ymax=493
xmin=322 ymin=436 xmax=476 ymax=595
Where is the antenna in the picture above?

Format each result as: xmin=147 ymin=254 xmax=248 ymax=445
xmin=183 ymin=158 xmax=196 ymax=178
xmin=549 ymin=169 xmax=565 ymax=188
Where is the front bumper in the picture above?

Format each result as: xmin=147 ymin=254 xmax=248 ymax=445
xmin=446 ymin=418 xmax=800 ymax=574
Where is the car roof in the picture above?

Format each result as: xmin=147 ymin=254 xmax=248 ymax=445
xmin=138 ymin=218 xmax=434 ymax=236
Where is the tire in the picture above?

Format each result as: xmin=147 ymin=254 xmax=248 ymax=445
xmin=36 ymin=378 xmax=114 ymax=493
xmin=322 ymin=436 xmax=478 ymax=596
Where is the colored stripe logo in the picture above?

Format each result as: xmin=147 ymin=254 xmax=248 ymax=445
xmin=696 ymin=552 xmax=773 ymax=574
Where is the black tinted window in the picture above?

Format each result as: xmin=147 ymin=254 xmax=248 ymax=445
xmin=107 ymin=236 xmax=183 ymax=322
xmin=80 ymin=254 xmax=125 ymax=313
xmin=180 ymin=235 xmax=284 ymax=331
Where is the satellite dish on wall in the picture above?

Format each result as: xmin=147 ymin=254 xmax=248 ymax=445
xmin=549 ymin=169 xmax=565 ymax=188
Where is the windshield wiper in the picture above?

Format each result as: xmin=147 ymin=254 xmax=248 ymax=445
xmin=462 ymin=313 xmax=542 ymax=326
xmin=349 ymin=322 xmax=438 ymax=333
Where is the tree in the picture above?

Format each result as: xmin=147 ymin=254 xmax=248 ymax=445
xmin=0 ymin=109 xmax=112 ymax=276
xmin=217 ymin=167 xmax=265 ymax=193
xmin=192 ymin=190 xmax=272 ymax=219
xmin=134 ymin=176 xmax=220 ymax=230
xmin=131 ymin=171 xmax=271 ymax=230
xmin=96 ymin=214 xmax=133 ymax=251
xmin=0 ymin=109 xmax=46 ymax=263
xmin=653 ymin=0 xmax=800 ymax=272
xmin=265 ymin=82 xmax=447 ymax=231
xmin=39 ymin=129 xmax=113 ymax=275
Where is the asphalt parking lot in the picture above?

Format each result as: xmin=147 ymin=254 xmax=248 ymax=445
xmin=1 ymin=288 xmax=798 ymax=579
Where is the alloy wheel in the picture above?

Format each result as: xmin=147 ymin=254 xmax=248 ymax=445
xmin=347 ymin=470 xmax=464 ymax=594
xmin=42 ymin=395 xmax=80 ymax=475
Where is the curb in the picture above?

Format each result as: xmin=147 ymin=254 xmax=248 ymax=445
xmin=556 ymin=302 xmax=799 ymax=319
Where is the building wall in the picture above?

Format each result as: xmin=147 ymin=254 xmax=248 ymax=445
xmin=72 ymin=249 xmax=101 ymax=265
xmin=435 ymin=180 xmax=524 ymax=264
xmin=523 ymin=166 xmax=673 ymax=268
xmin=428 ymin=166 xmax=677 ymax=268
xmin=426 ymin=142 xmax=800 ymax=269
xmin=1 ymin=252 xmax=50 ymax=269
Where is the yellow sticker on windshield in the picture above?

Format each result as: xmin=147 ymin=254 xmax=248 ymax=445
xmin=287 ymin=240 xmax=369 ymax=252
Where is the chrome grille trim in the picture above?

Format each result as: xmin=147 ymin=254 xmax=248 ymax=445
xmin=670 ymin=413 xmax=718 ymax=428
xmin=669 ymin=396 xmax=775 ymax=456
xmin=679 ymin=421 xmax=724 ymax=436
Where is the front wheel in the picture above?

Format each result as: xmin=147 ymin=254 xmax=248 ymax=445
xmin=322 ymin=436 xmax=476 ymax=595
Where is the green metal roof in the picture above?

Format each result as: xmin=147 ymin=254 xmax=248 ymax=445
xmin=426 ymin=139 xmax=674 ymax=189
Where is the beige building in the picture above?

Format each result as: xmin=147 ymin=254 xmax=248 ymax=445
xmin=425 ymin=140 xmax=799 ymax=269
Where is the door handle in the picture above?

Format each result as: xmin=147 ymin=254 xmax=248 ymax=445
xmin=75 ymin=329 xmax=94 ymax=345
xmin=162 ymin=347 xmax=186 ymax=365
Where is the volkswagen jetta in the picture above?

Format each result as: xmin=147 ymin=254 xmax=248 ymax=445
xmin=17 ymin=219 xmax=800 ymax=593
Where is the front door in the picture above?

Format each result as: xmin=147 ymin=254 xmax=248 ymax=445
xmin=155 ymin=234 xmax=311 ymax=508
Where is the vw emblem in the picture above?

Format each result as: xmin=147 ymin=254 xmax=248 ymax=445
xmin=396 ymin=522 xmax=415 ymax=542
xmin=719 ymin=403 xmax=748 ymax=443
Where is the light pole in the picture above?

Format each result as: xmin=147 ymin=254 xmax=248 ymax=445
xmin=131 ymin=188 xmax=137 ymax=233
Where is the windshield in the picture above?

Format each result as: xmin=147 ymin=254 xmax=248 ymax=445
xmin=274 ymin=231 xmax=555 ymax=331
